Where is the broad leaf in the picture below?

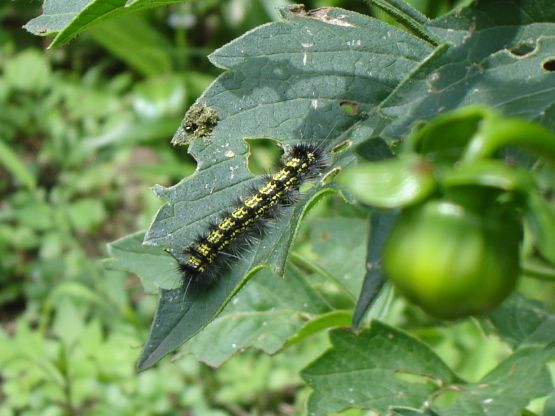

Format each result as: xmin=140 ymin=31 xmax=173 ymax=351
xmin=179 ymin=264 xmax=331 ymax=368
xmin=304 ymin=216 xmax=369 ymax=297
xmin=302 ymin=321 xmax=555 ymax=416
xmin=302 ymin=321 xmax=459 ymax=415
xmin=435 ymin=345 xmax=555 ymax=416
xmin=484 ymin=293 xmax=555 ymax=350
xmin=138 ymin=7 xmax=434 ymax=368
xmin=382 ymin=0 xmax=555 ymax=138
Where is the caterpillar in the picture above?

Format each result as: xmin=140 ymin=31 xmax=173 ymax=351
xmin=178 ymin=142 xmax=327 ymax=291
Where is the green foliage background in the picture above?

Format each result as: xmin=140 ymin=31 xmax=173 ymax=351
xmin=2 ymin=0 xmax=555 ymax=415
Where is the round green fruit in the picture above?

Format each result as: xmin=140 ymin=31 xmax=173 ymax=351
xmin=382 ymin=199 xmax=522 ymax=319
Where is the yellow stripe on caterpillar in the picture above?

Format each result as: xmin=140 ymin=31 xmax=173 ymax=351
xmin=219 ymin=217 xmax=236 ymax=230
xmin=178 ymin=142 xmax=326 ymax=290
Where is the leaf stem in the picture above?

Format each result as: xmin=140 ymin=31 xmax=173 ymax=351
xmin=521 ymin=260 xmax=555 ymax=282
xmin=364 ymin=0 xmax=440 ymax=46
xmin=462 ymin=117 xmax=555 ymax=166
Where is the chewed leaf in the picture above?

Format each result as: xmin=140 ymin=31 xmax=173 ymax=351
xmin=138 ymin=6 xmax=434 ymax=369
xmin=381 ymin=32 xmax=555 ymax=139
xmin=144 ymin=6 xmax=433 ymax=277
xmin=104 ymin=231 xmax=181 ymax=293
xmin=302 ymin=321 xmax=554 ymax=416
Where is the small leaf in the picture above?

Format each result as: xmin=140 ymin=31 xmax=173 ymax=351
xmin=402 ymin=105 xmax=488 ymax=162
xmin=338 ymin=155 xmax=436 ymax=208
xmin=131 ymin=75 xmax=186 ymax=119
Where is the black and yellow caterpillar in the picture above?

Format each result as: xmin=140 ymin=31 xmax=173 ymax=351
xmin=178 ymin=143 xmax=326 ymax=290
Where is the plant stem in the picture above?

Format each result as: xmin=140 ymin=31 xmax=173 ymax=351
xmin=522 ymin=260 xmax=555 ymax=282
xmin=364 ymin=0 xmax=440 ymax=46
xmin=463 ymin=117 xmax=555 ymax=166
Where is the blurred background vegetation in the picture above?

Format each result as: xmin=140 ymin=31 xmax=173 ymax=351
xmin=0 ymin=1 xmax=497 ymax=415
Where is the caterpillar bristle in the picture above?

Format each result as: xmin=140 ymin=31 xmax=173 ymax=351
xmin=176 ymin=141 xmax=328 ymax=292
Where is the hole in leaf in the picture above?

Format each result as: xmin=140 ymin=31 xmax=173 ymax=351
xmin=542 ymin=58 xmax=555 ymax=72
xmin=393 ymin=371 xmax=434 ymax=385
xmin=332 ymin=140 xmax=352 ymax=154
xmin=322 ymin=167 xmax=341 ymax=184
xmin=246 ymin=139 xmax=282 ymax=175
xmin=508 ymin=41 xmax=536 ymax=57
xmin=339 ymin=100 xmax=360 ymax=116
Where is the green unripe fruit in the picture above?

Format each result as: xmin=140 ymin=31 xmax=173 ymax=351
xmin=383 ymin=199 xmax=521 ymax=319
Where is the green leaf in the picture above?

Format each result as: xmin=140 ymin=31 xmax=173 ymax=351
xmin=302 ymin=321 xmax=555 ymax=416
xmin=24 ymin=0 xmax=185 ymax=47
xmin=138 ymin=7 xmax=433 ymax=368
xmin=338 ymin=155 xmax=436 ymax=208
xmin=352 ymin=210 xmax=398 ymax=327
xmin=131 ymin=75 xmax=186 ymax=118
xmin=526 ymin=192 xmax=555 ymax=264
xmin=364 ymin=0 xmax=440 ymax=46
xmin=434 ymin=345 xmax=555 ymax=416
xmin=401 ymin=105 xmax=487 ymax=162
xmin=305 ymin=216 xmax=369 ymax=297
xmin=382 ymin=4 xmax=555 ymax=138
xmin=485 ymin=294 xmax=555 ymax=350
xmin=431 ymin=0 xmax=555 ymax=34
xmin=88 ymin=13 xmax=173 ymax=76
xmin=3 ymin=49 xmax=51 ymax=93
xmin=441 ymin=160 xmax=535 ymax=193
xmin=543 ymin=393 xmax=555 ymax=415
xmin=66 ymin=198 xmax=107 ymax=232
xmin=136 ymin=263 xmax=260 ymax=371
xmin=180 ymin=265 xmax=331 ymax=367
xmin=0 ymin=139 xmax=36 ymax=190
xmin=301 ymin=321 xmax=460 ymax=415
xmin=137 ymin=188 xmax=331 ymax=371
xmin=104 ymin=231 xmax=182 ymax=293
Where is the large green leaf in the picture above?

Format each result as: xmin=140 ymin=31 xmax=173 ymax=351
xmin=179 ymin=264 xmax=332 ymax=368
xmin=302 ymin=321 xmax=460 ymax=415
xmin=436 ymin=345 xmax=554 ymax=416
xmin=137 ymin=7 xmax=433 ymax=369
xmin=303 ymin=216 xmax=368 ymax=297
xmin=302 ymin=321 xmax=555 ymax=416
xmin=381 ymin=0 xmax=555 ymax=138
xmin=24 ymin=0 xmax=185 ymax=47
xmin=484 ymin=293 xmax=555 ymax=350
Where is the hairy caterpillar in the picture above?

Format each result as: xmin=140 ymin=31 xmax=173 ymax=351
xmin=178 ymin=142 xmax=327 ymax=291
